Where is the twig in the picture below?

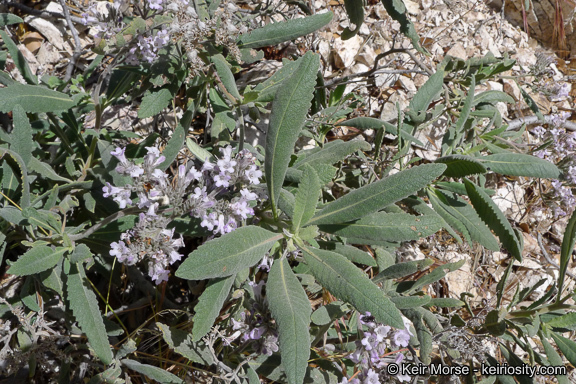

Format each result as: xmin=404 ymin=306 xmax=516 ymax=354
xmin=5 ymin=2 xmax=83 ymax=24
xmin=537 ymin=232 xmax=576 ymax=279
xmin=57 ymin=0 xmax=84 ymax=82
xmin=506 ymin=114 xmax=576 ymax=131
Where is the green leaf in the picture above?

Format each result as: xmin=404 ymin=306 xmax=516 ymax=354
xmin=138 ymin=88 xmax=173 ymax=119
xmin=544 ymin=312 xmax=576 ymax=331
xmin=28 ymin=157 xmax=73 ymax=182
xmin=10 ymin=105 xmax=34 ymax=167
xmin=309 ymin=163 xmax=446 ymax=225
xmin=435 ymin=155 xmax=487 ymax=177
xmin=121 ymin=359 xmax=183 ymax=384
xmin=520 ymin=86 xmax=544 ymax=121
xmin=265 ymin=52 xmax=319 ymax=216
xmin=157 ymin=323 xmax=214 ymax=365
xmin=390 ymin=295 xmax=431 ymax=309
xmin=8 ymin=246 xmax=67 ymax=276
xmin=404 ymin=68 xmax=444 ymax=127
xmin=551 ymin=332 xmax=576 ymax=367
xmin=0 ymin=207 xmax=26 ymax=225
xmin=404 ymin=259 xmax=465 ymax=294
xmin=372 ymin=259 xmax=434 ymax=283
xmin=192 ymin=275 xmax=235 ymax=341
xmin=472 ymin=90 xmax=515 ymax=106
xmin=480 ymin=153 xmax=560 ymax=178
xmin=292 ymin=165 xmax=321 ymax=232
xmin=319 ymin=212 xmax=442 ymax=244
xmin=425 ymin=298 xmax=464 ymax=307
xmin=0 ymin=13 xmax=24 ymax=27
xmin=310 ymin=301 xmax=349 ymax=325
xmin=157 ymin=124 xmax=186 ymax=171
xmin=0 ymin=84 xmax=75 ymax=113
xmin=0 ymin=30 xmax=37 ymax=85
xmin=0 ymin=146 xmax=31 ymax=208
xmin=558 ymin=208 xmax=576 ymax=302
xmin=67 ymin=263 xmax=113 ymax=365
xmin=238 ymin=12 xmax=333 ymax=49
xmin=68 ymin=244 xmax=93 ymax=264
xmin=186 ymin=138 xmax=216 ymax=163
xmin=442 ymin=76 xmax=476 ymax=153
xmin=464 ymin=179 xmax=522 ymax=261
xmin=540 ymin=336 xmax=570 ymax=384
xmin=427 ymin=189 xmax=500 ymax=251
xmin=211 ymin=54 xmax=241 ymax=102
xmin=379 ymin=0 xmax=423 ymax=53
xmin=254 ymin=59 xmax=303 ymax=103
xmin=293 ymin=139 xmax=371 ymax=169
xmin=176 ymin=226 xmax=281 ymax=280
xmin=302 ymin=245 xmax=404 ymax=329
xmin=341 ymin=0 xmax=364 ymax=40
xmin=317 ymin=241 xmax=377 ymax=267
xmin=268 ymin=258 xmax=312 ymax=384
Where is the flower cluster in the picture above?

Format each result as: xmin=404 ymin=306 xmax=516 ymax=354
xmin=223 ymin=281 xmax=279 ymax=356
xmin=126 ymin=29 xmax=170 ymax=65
xmin=81 ymin=0 xmax=125 ymax=40
xmin=340 ymin=313 xmax=414 ymax=384
xmin=530 ymin=112 xmax=576 ymax=217
xmin=103 ymin=144 xmax=262 ymax=283
xmin=167 ymin=0 xmax=249 ymax=73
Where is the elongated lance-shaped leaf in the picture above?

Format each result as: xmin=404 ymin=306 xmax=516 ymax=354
xmin=292 ymin=165 xmax=321 ymax=232
xmin=540 ymin=336 xmax=570 ymax=384
xmin=192 ymin=275 xmax=235 ymax=341
xmin=176 ymin=226 xmax=282 ymax=280
xmin=427 ymin=188 xmax=500 ymax=251
xmin=442 ymin=75 xmax=475 ymax=155
xmin=0 ymin=147 xmax=31 ymax=208
xmin=67 ymin=263 xmax=113 ymax=365
xmin=464 ymin=179 xmax=522 ymax=261
xmin=558 ymin=207 xmax=576 ymax=302
xmin=479 ymin=153 xmax=560 ymax=179
xmin=211 ymin=54 xmax=241 ymax=102
xmin=404 ymin=68 xmax=444 ymax=129
xmin=435 ymin=154 xmax=486 ymax=178
xmin=254 ymin=59 xmax=303 ymax=103
xmin=341 ymin=0 xmax=364 ymax=39
xmin=373 ymin=259 xmax=434 ymax=283
xmin=158 ymin=124 xmax=186 ymax=171
xmin=122 ymin=359 xmax=183 ymax=383
xmin=138 ymin=88 xmax=173 ymax=119
xmin=550 ymin=332 xmax=576 ymax=367
xmin=0 ymin=30 xmax=37 ymax=85
xmin=293 ymin=140 xmax=371 ymax=169
xmin=265 ymin=52 xmax=319 ymax=216
xmin=301 ymin=245 xmax=404 ymax=329
xmin=318 ymin=212 xmax=442 ymax=244
xmin=8 ymin=246 xmax=68 ymax=276
xmin=309 ymin=163 xmax=446 ymax=225
xmin=317 ymin=241 xmax=377 ymax=267
xmin=405 ymin=259 xmax=465 ymax=294
xmin=380 ymin=0 xmax=423 ymax=53
xmin=0 ymin=84 xmax=75 ymax=113
xmin=10 ymin=105 xmax=34 ymax=167
xmin=267 ymin=258 xmax=312 ymax=384
xmin=238 ymin=12 xmax=333 ymax=49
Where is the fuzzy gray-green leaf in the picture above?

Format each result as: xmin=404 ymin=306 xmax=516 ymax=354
xmin=238 ymin=12 xmax=332 ymax=49
xmin=309 ymin=163 xmax=446 ymax=225
xmin=293 ymin=139 xmax=371 ymax=169
xmin=138 ymin=88 xmax=173 ymax=119
xmin=67 ymin=263 xmax=113 ymax=365
xmin=480 ymin=153 xmax=560 ymax=179
xmin=192 ymin=275 xmax=235 ymax=341
xmin=176 ymin=226 xmax=281 ymax=280
xmin=292 ymin=165 xmax=320 ymax=231
xmin=464 ymin=179 xmax=522 ymax=261
xmin=0 ymin=84 xmax=75 ymax=113
xmin=319 ymin=212 xmax=442 ymax=244
xmin=267 ymin=258 xmax=312 ymax=384
xmin=8 ymin=246 xmax=67 ymax=276
xmin=428 ymin=189 xmax=500 ymax=251
xmin=122 ymin=359 xmax=183 ymax=383
xmin=10 ymin=105 xmax=34 ymax=167
xmin=265 ymin=52 xmax=319 ymax=214
xmin=157 ymin=124 xmax=186 ymax=171
xmin=212 ymin=54 xmax=241 ymax=102
xmin=435 ymin=155 xmax=487 ymax=177
xmin=302 ymin=245 xmax=404 ymax=329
